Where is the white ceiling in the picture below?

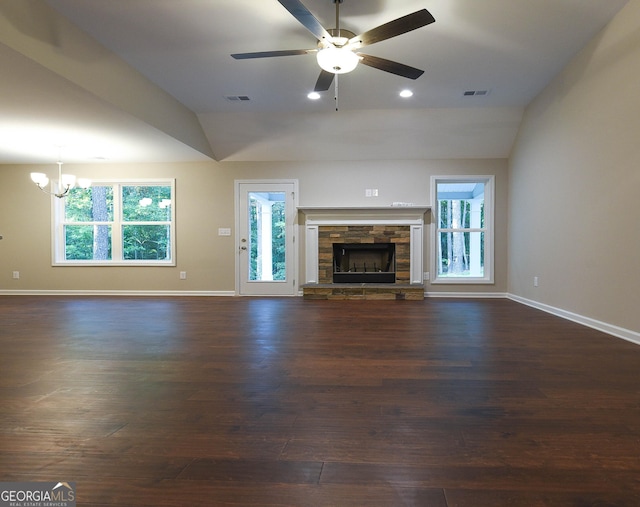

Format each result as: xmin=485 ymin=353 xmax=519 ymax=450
xmin=0 ymin=0 xmax=629 ymax=164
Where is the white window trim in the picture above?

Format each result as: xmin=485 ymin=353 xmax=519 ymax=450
xmin=52 ymin=178 xmax=176 ymax=266
xmin=430 ymin=175 xmax=495 ymax=284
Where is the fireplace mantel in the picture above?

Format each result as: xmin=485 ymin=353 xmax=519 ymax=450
xmin=298 ymin=206 xmax=430 ymax=226
xmin=299 ymin=206 xmax=430 ymax=286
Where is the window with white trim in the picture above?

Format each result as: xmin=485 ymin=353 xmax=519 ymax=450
xmin=430 ymin=175 xmax=494 ymax=283
xmin=53 ymin=179 xmax=175 ymax=265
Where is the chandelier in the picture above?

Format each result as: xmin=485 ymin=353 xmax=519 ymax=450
xmin=30 ymin=160 xmax=91 ymax=198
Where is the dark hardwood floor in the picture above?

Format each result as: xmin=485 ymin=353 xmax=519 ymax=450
xmin=1 ymin=296 xmax=639 ymax=506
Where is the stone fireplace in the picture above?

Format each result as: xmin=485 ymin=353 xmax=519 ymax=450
xmin=333 ymin=242 xmax=396 ymax=283
xmin=299 ymin=207 xmax=429 ymax=299
xmin=320 ymin=226 xmax=408 ymax=284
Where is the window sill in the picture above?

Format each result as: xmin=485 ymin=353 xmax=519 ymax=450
xmin=431 ymin=277 xmax=494 ymax=285
xmin=53 ymin=261 xmax=176 ymax=267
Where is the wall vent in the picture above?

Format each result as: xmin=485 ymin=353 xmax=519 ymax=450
xmin=225 ymin=95 xmax=251 ymax=102
xmin=463 ymin=90 xmax=490 ymax=97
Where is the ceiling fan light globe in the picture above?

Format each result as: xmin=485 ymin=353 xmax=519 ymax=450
xmin=316 ymin=47 xmax=359 ymax=74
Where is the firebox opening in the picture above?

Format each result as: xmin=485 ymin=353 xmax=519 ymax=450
xmin=333 ymin=243 xmax=396 ymax=283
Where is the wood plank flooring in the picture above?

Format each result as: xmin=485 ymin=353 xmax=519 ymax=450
xmin=1 ymin=296 xmax=639 ymax=506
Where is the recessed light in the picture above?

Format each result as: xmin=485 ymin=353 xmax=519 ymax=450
xmin=399 ymin=89 xmax=413 ymax=98
xmin=307 ymin=91 xmax=321 ymax=100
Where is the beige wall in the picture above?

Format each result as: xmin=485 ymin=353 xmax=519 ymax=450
xmin=0 ymin=158 xmax=508 ymax=294
xmin=508 ymin=0 xmax=640 ymax=332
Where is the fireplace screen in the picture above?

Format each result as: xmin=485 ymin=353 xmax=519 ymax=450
xmin=333 ymin=243 xmax=396 ymax=283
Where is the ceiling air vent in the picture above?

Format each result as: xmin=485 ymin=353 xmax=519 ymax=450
xmin=225 ymin=95 xmax=251 ymax=102
xmin=463 ymin=90 xmax=490 ymax=97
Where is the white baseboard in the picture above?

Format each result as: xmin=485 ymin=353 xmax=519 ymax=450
xmin=0 ymin=290 xmax=235 ymax=297
xmin=425 ymin=291 xmax=508 ymax=299
xmin=424 ymin=291 xmax=639 ymax=346
xmin=508 ymin=293 xmax=640 ymax=346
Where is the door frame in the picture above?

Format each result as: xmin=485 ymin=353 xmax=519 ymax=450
xmin=234 ymin=179 xmax=299 ymax=296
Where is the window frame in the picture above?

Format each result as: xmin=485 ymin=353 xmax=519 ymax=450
xmin=430 ymin=175 xmax=495 ymax=284
xmin=52 ymin=178 xmax=176 ymax=266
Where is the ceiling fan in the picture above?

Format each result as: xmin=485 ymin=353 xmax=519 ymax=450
xmin=231 ymin=0 xmax=436 ymax=93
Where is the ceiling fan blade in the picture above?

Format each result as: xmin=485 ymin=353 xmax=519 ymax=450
xmin=358 ymin=54 xmax=424 ymax=80
xmin=314 ymin=70 xmax=335 ymax=92
xmin=231 ymin=49 xmax=313 ymax=59
xmin=349 ymin=9 xmax=435 ymax=48
xmin=278 ymin=0 xmax=332 ymax=42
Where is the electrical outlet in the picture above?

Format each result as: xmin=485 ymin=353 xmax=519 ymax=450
xmin=534 ymin=276 xmax=539 ymax=287
xmin=12 ymin=271 xmax=19 ymax=279
xmin=365 ymin=189 xmax=372 ymax=197
xmin=371 ymin=189 xmax=379 ymax=197
xmin=423 ymin=271 xmax=430 ymax=281
xmin=180 ymin=271 xmax=187 ymax=280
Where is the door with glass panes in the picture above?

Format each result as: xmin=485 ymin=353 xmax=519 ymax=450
xmin=236 ymin=181 xmax=297 ymax=296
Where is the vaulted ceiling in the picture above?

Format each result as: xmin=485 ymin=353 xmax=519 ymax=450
xmin=0 ymin=0 xmax=629 ymax=164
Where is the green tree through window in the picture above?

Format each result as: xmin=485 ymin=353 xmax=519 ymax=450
xmin=55 ymin=180 xmax=174 ymax=265
xmin=431 ymin=176 xmax=494 ymax=283
xmin=248 ymin=193 xmax=286 ymax=281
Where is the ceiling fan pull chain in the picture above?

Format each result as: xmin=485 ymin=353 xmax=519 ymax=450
xmin=335 ymin=73 xmax=339 ymax=111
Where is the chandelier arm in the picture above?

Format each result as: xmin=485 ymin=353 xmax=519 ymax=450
xmin=54 ymin=160 xmax=72 ymax=198
xmin=34 ymin=183 xmax=72 ymax=199
xmin=32 ymin=160 xmax=72 ymax=198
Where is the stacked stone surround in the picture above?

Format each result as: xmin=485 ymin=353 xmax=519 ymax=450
xmin=317 ymin=225 xmax=411 ymax=284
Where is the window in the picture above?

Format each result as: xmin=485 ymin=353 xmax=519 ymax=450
xmin=430 ymin=176 xmax=494 ymax=283
xmin=54 ymin=180 xmax=175 ymax=265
